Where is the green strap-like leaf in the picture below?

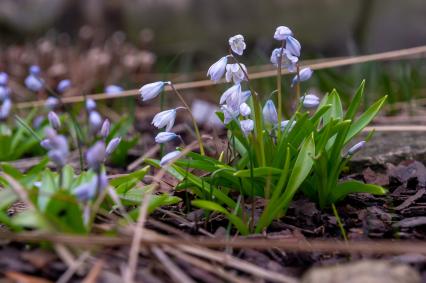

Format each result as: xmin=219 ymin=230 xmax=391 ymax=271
xmin=330 ymin=180 xmax=387 ymax=204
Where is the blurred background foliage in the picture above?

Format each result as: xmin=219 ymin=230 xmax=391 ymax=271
xmin=0 ymin=0 xmax=425 ymax=108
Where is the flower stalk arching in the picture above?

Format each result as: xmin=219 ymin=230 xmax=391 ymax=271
xmin=276 ymin=40 xmax=285 ymax=133
xmin=168 ymin=83 xmax=205 ymax=156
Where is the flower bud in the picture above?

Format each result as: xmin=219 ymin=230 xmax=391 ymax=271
xmin=240 ymin=119 xmax=254 ymax=136
xmin=301 ymin=94 xmax=320 ymax=109
xmin=229 ymin=34 xmax=246 ymax=56
xmin=106 ymin=137 xmax=121 ymax=156
xmin=105 ymin=85 xmax=123 ymax=95
xmin=48 ymin=111 xmax=61 ymax=130
xmin=86 ymin=98 xmax=97 ymax=112
xmin=207 ymin=56 xmax=228 ymax=82
xmin=286 ymin=36 xmax=301 ymax=57
xmin=263 ymin=100 xmax=278 ymax=124
xmin=139 ymin=81 xmax=167 ymax=101
xmin=25 ymin=75 xmax=43 ymax=92
xmin=100 ymin=119 xmax=110 ymax=139
xmin=0 ymin=72 xmax=8 ymax=86
xmin=57 ymin=79 xmax=71 ymax=93
xmin=155 ymin=132 xmax=178 ymax=144
xmin=160 ymin=150 xmax=180 ymax=167
xmin=44 ymin=97 xmax=59 ymax=110
xmin=239 ymin=103 xmax=251 ymax=117
xmin=348 ymin=141 xmax=366 ymax=156
xmin=89 ymin=111 xmax=102 ymax=134
xmin=0 ymin=99 xmax=12 ymax=120
xmin=152 ymin=109 xmax=177 ymax=131
xmin=274 ymin=26 xmax=293 ymax=41
xmin=291 ymin=68 xmax=313 ymax=87
xmin=86 ymin=141 xmax=106 ymax=171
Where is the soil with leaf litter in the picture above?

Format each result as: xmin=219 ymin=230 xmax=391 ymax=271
xmin=2 ymin=155 xmax=426 ymax=282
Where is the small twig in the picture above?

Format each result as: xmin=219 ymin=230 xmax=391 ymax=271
xmin=57 ymin=252 xmax=90 ymax=283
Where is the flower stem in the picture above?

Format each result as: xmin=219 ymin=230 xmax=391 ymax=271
xmin=277 ymin=41 xmax=285 ymax=134
xmin=169 ymin=83 xmax=205 ymax=155
xmin=296 ymin=64 xmax=301 ymax=102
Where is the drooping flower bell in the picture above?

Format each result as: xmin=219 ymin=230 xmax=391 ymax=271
xmin=0 ymin=87 xmax=10 ymax=102
xmin=207 ymin=56 xmax=228 ymax=82
xmin=105 ymin=85 xmax=123 ymax=95
xmin=139 ymin=81 xmax=168 ymax=101
xmin=0 ymin=99 xmax=12 ymax=120
xmin=44 ymin=97 xmax=59 ymax=110
xmin=89 ymin=111 xmax=103 ymax=134
xmin=270 ymin=48 xmax=298 ymax=72
xmin=74 ymin=172 xmax=108 ymax=202
xmin=152 ymin=109 xmax=177 ymax=131
xmin=221 ymin=104 xmax=240 ymax=125
xmin=286 ymin=36 xmax=301 ymax=57
xmin=86 ymin=141 xmax=106 ymax=172
xmin=86 ymin=98 xmax=97 ymax=112
xmin=239 ymin=102 xmax=251 ymax=117
xmin=225 ymin=63 xmax=247 ymax=84
xmin=44 ymin=128 xmax=69 ymax=168
xmin=228 ymin=34 xmax=246 ymax=56
xmin=155 ymin=132 xmax=179 ymax=144
xmin=263 ymin=100 xmax=278 ymax=125
xmin=240 ymin=119 xmax=254 ymax=136
xmin=291 ymin=67 xmax=313 ymax=87
xmin=0 ymin=72 xmax=8 ymax=86
xmin=220 ymin=84 xmax=241 ymax=105
xmin=57 ymin=79 xmax=71 ymax=93
xmin=301 ymin=94 xmax=320 ymax=109
xmin=160 ymin=150 xmax=180 ymax=166
xmin=274 ymin=26 xmax=293 ymax=41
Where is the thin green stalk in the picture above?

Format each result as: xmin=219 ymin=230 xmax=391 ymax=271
xmin=169 ymin=83 xmax=205 ymax=155
xmin=277 ymin=41 xmax=285 ymax=134
xmin=296 ymin=64 xmax=301 ymax=102
xmin=14 ymin=115 xmax=42 ymax=142
xmin=332 ymin=203 xmax=348 ymax=241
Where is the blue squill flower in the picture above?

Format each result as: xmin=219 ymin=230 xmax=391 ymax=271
xmin=239 ymin=102 xmax=251 ymax=117
xmin=229 ymin=34 xmax=246 ymax=56
xmin=48 ymin=111 xmax=61 ymax=130
xmin=225 ymin=63 xmax=247 ymax=84
xmin=86 ymin=141 xmax=106 ymax=171
xmin=207 ymin=56 xmax=228 ymax=82
xmin=0 ymin=72 xmax=8 ymax=86
xmin=160 ymin=150 xmax=181 ymax=166
xmin=274 ymin=26 xmax=293 ymax=41
xmin=301 ymin=94 xmax=320 ymax=109
xmin=139 ymin=81 xmax=168 ymax=101
xmin=106 ymin=137 xmax=121 ymax=156
xmin=155 ymin=132 xmax=179 ymax=144
xmin=57 ymin=79 xmax=71 ymax=93
xmin=152 ymin=109 xmax=178 ymax=131
xmin=105 ymin=85 xmax=124 ymax=95
xmin=240 ymin=119 xmax=254 ymax=136
xmin=348 ymin=141 xmax=366 ymax=156
xmin=286 ymin=36 xmax=301 ymax=57
xmin=263 ymin=100 xmax=278 ymax=124
xmin=291 ymin=67 xmax=313 ymax=87
xmin=270 ymin=48 xmax=298 ymax=72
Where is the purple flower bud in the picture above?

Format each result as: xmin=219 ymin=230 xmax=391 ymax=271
xmin=263 ymin=100 xmax=278 ymax=124
xmin=152 ymin=109 xmax=177 ymax=132
xmin=348 ymin=141 xmax=366 ymax=155
xmin=286 ymin=36 xmax=301 ymax=57
xmin=73 ymin=181 xmax=97 ymax=202
xmin=89 ymin=111 xmax=102 ymax=134
xmin=207 ymin=56 xmax=228 ymax=82
xmin=160 ymin=150 xmax=180 ymax=166
xmin=29 ymin=65 xmax=41 ymax=75
xmin=86 ymin=141 xmax=106 ymax=171
xmin=57 ymin=79 xmax=71 ymax=93
xmin=274 ymin=26 xmax=293 ymax=41
xmin=48 ymin=111 xmax=61 ymax=130
xmin=0 ymin=86 xmax=10 ymax=101
xmin=291 ymin=68 xmax=313 ymax=87
xmin=105 ymin=85 xmax=123 ymax=95
xmin=106 ymin=137 xmax=121 ymax=156
xmin=239 ymin=103 xmax=251 ymax=117
xmin=240 ymin=119 xmax=254 ymax=136
xmin=25 ymin=75 xmax=43 ymax=92
xmin=0 ymin=72 xmax=8 ymax=86
xmin=155 ymin=132 xmax=178 ymax=144
xmin=86 ymin=99 xmax=97 ymax=112
xmin=44 ymin=97 xmax=59 ymax=110
xmin=139 ymin=81 xmax=167 ymax=101
xmin=48 ymin=150 xmax=67 ymax=167
xmin=100 ymin=119 xmax=110 ymax=139
xmin=40 ymin=139 xmax=52 ymax=150
xmin=0 ymin=99 xmax=12 ymax=120
xmin=301 ymin=94 xmax=320 ymax=109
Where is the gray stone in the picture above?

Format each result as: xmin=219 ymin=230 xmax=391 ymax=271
xmin=301 ymin=260 xmax=421 ymax=283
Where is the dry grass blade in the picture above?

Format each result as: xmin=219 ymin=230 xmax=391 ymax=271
xmin=163 ymin=245 xmax=251 ymax=283
xmin=82 ymin=259 xmax=105 ymax=283
xmin=57 ymin=252 xmax=90 ymax=283
xmin=178 ymin=245 xmax=298 ymax=283
xmin=15 ymin=45 xmax=426 ymax=109
xmin=152 ymin=245 xmax=196 ymax=283
xmin=363 ymin=125 xmax=426 ymax=132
